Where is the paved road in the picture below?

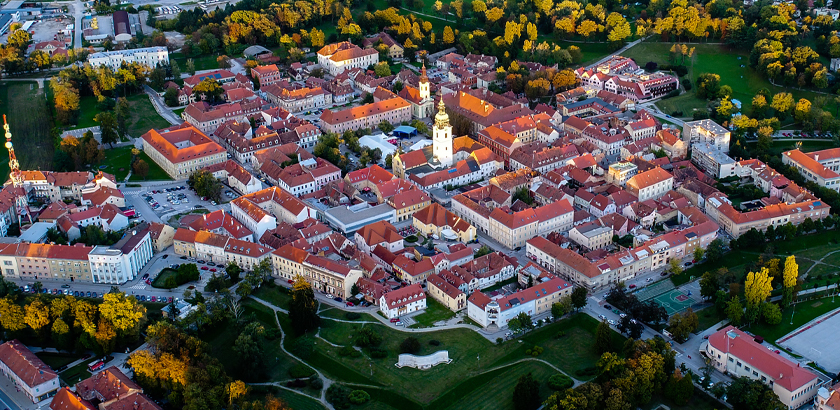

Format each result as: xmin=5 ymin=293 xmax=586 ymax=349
xmin=586 ymin=36 xmax=651 ymax=69
xmin=143 ymin=85 xmax=183 ymax=125
xmin=69 ymin=0 xmax=84 ymax=50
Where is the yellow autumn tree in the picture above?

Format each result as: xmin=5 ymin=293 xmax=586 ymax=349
xmin=24 ymin=300 xmax=51 ymax=334
xmin=744 ymin=267 xmax=773 ymax=322
xmin=443 ymin=26 xmax=455 ymax=44
xmin=99 ymin=292 xmax=146 ymax=333
xmin=0 ymin=298 xmax=26 ymax=332
xmin=782 ymin=255 xmax=798 ymax=306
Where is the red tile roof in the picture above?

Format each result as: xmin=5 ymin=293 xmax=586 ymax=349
xmin=708 ymin=326 xmax=818 ymax=391
xmin=0 ymin=340 xmax=58 ymax=388
xmin=382 ymin=284 xmax=426 ymax=309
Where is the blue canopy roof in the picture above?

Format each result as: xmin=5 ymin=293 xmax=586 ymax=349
xmin=393 ymin=126 xmax=417 ymax=137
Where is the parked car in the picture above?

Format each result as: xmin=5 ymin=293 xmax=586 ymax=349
xmin=390 ymin=318 xmax=399 ymax=323
xmin=333 ymin=297 xmax=342 ymax=302
xmin=201 ymin=266 xmax=209 ymax=270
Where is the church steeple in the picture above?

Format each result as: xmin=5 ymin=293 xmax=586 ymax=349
xmin=433 ymin=95 xmax=453 ymax=168
xmin=419 ymin=63 xmax=430 ymax=101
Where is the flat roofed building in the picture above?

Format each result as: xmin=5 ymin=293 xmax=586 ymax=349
xmin=141 ymin=124 xmax=226 ymax=179
xmin=682 ymin=119 xmax=730 ymax=152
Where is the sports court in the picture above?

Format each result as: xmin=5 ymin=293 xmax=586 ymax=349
xmin=778 ymin=307 xmax=840 ymax=374
xmin=635 ymin=280 xmax=674 ymax=301
xmin=652 ymin=289 xmax=699 ymax=315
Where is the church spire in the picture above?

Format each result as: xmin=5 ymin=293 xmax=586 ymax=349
xmin=434 ymin=96 xmax=449 ymax=128
xmin=420 ymin=63 xmax=428 ymax=83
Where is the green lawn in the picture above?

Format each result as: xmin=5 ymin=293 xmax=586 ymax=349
xmin=277 ymin=309 xmax=623 ymax=407
xmin=248 ymin=385 xmax=326 ymax=410
xmin=694 ymin=307 xmax=724 ymax=333
xmin=35 ymin=352 xmax=81 ymax=369
xmin=203 ymin=299 xmax=310 ymax=382
xmin=129 ymin=151 xmax=171 ymax=181
xmin=621 ymin=42 xmax=838 ymax=116
xmin=170 ymin=53 xmax=222 ymax=72
xmin=60 ymin=360 xmax=93 ymax=385
xmin=75 ymin=95 xmax=100 ymax=129
xmin=124 ymin=93 xmax=172 ymax=138
xmin=410 ymin=298 xmax=455 ymax=327
xmin=0 ymin=82 xmax=55 ymax=177
xmin=318 ymin=308 xmax=378 ymax=322
xmin=96 ymin=146 xmax=171 ymax=182
xmin=151 ymin=268 xmax=179 ymax=289
xmin=252 ymin=284 xmax=293 ymax=311
xmin=746 ymin=296 xmax=840 ymax=347
xmin=436 ymin=361 xmax=558 ymax=410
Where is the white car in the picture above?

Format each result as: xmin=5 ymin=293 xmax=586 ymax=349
xmin=608 ymin=319 xmax=617 ymax=325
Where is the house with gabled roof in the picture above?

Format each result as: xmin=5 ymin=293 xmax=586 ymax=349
xmin=0 ymin=340 xmax=59 ymax=402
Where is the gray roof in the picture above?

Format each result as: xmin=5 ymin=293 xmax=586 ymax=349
xmin=244 ymin=45 xmax=271 ymax=57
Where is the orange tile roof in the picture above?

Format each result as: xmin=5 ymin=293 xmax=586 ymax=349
xmin=627 ymin=167 xmax=673 ymax=190
xmin=76 ymin=366 xmax=139 ymax=403
xmin=320 ymin=94 xmax=410 ymax=125
xmin=49 ymin=387 xmax=95 ymax=410
xmin=784 ymin=149 xmax=840 ymax=179
xmin=141 ymin=124 xmax=224 ymax=164
xmin=356 ymin=220 xmax=403 ymax=247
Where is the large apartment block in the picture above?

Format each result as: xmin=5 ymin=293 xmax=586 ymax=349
xmin=87 ymin=46 xmax=169 ymax=70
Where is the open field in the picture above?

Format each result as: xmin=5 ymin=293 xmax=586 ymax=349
xmin=621 ymin=42 xmax=838 ymax=116
xmin=170 ymin=53 xmax=221 ymax=72
xmin=203 ymin=299 xmax=311 ymax=382
xmin=437 ymin=361 xmax=558 ymax=410
xmin=97 ymin=146 xmax=171 ymax=181
xmin=35 ymin=352 xmax=81 ymax=369
xmin=410 ymin=298 xmax=455 ymax=327
xmin=125 ymin=93 xmax=172 ymax=138
xmin=744 ymin=139 xmax=839 ymax=158
xmin=60 ymin=360 xmax=93 ymax=385
xmin=0 ymin=82 xmax=55 ymax=177
xmin=151 ymin=268 xmax=179 ymax=288
xmin=274 ymin=306 xmax=624 ymax=409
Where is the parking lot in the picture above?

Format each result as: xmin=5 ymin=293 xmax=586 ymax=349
xmin=123 ymin=183 xmax=232 ymax=224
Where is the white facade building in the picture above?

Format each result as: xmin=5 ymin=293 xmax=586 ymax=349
xmin=87 ymin=46 xmax=170 ymax=71
xmin=379 ymin=284 xmax=427 ymax=319
xmin=88 ymin=227 xmax=153 ymax=284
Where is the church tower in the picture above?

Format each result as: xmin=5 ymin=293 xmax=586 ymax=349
xmin=419 ymin=63 xmax=430 ymax=100
xmin=433 ymin=97 xmax=453 ymax=168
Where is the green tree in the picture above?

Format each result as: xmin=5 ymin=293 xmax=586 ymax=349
xmin=373 ymin=62 xmax=392 ymax=77
xmin=189 ymin=169 xmax=223 ymax=201
xmin=96 ymin=112 xmax=119 ymax=148
xmin=378 ymin=120 xmax=394 ymax=133
xmin=571 ymin=286 xmax=588 ymax=311
xmin=226 ymin=262 xmax=243 ymax=282
xmin=51 ymin=318 xmax=71 ymax=351
xmin=725 ymin=297 xmax=744 ymax=325
xmin=186 ymin=58 xmax=196 ymax=75
xmin=693 ymin=247 xmax=705 ymax=262
xmin=595 ymin=320 xmax=613 ymax=355
xmin=115 ymin=97 xmax=130 ymax=138
xmin=513 ymin=372 xmax=541 ymax=410
xmin=399 ymin=336 xmax=421 ymax=354
xmin=705 ymin=239 xmax=725 ymax=262
xmin=289 ymin=275 xmax=320 ymax=334
xmin=726 ymin=376 xmax=787 ymax=410
xmin=132 ymin=159 xmax=149 ymax=180
xmin=163 ymin=87 xmax=179 ymax=107
xmin=700 ymin=271 xmax=719 ymax=300
xmin=761 ymin=302 xmax=782 ymax=325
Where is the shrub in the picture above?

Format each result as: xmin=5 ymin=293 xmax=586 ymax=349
xmin=400 ymin=337 xmax=421 ymax=354
xmin=309 ymin=376 xmax=323 ymax=389
xmin=348 ymin=390 xmax=371 ymax=404
xmin=264 ymin=328 xmax=281 ymax=340
xmin=548 ymin=373 xmax=574 ymax=391
xmin=574 ymin=366 xmax=598 ymax=377
xmin=369 ymin=347 xmax=388 ymax=358
xmin=404 ymin=235 xmax=418 ymax=243
xmin=286 ymin=379 xmax=307 ymax=388
xmin=428 ymin=339 xmax=441 ymax=346
xmin=345 ymin=312 xmax=361 ymax=320
xmin=288 ymin=364 xmax=315 ymax=379
xmin=326 ymin=385 xmax=351 ymax=410
xmin=526 ymin=346 xmax=544 ymax=357
xmin=554 ymin=331 xmax=567 ymax=339
xmin=496 ymin=337 xmax=504 ymax=344
xmin=683 ymin=80 xmax=692 ymax=91
xmin=338 ymin=346 xmax=361 ymax=357
xmin=355 ymin=327 xmax=383 ymax=347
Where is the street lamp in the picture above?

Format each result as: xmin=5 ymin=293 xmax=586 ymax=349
xmin=790 ymin=302 xmax=796 ymax=325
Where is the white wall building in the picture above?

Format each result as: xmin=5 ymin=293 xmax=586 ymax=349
xmin=87 ymin=46 xmax=170 ymax=71
xmin=379 ymin=284 xmax=427 ymax=319
xmin=88 ymin=227 xmax=153 ymax=284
